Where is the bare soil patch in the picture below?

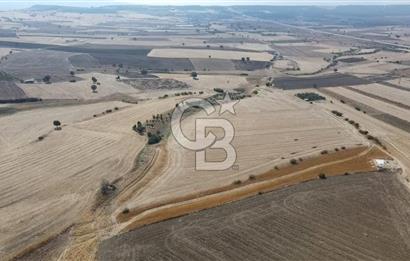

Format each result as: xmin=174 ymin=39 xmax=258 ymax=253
xmin=274 ymin=73 xmax=370 ymax=89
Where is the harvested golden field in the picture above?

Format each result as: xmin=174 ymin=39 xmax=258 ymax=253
xmin=349 ymin=83 xmax=410 ymax=106
xmin=118 ymin=145 xmax=387 ymax=232
xmin=20 ymin=73 xmax=139 ymax=101
xmin=326 ymin=87 xmax=410 ymax=121
xmin=147 ymin=48 xmax=273 ymax=61
xmin=114 ymin=89 xmax=369 ymax=231
xmin=317 ymin=88 xmax=410 ymax=188
xmin=286 ymin=56 xmax=330 ymax=74
xmin=153 ymin=73 xmax=249 ymax=93
xmin=0 ymin=98 xmax=179 ymax=260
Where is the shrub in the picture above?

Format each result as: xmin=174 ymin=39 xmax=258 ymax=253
xmin=249 ymin=175 xmax=256 ymax=181
xmin=318 ymin=173 xmax=327 ymax=179
xmin=38 ymin=136 xmax=44 ymax=141
xmin=253 ymin=90 xmax=259 ymax=95
xmin=101 ymin=180 xmax=116 ymax=196
xmin=213 ymin=88 xmax=224 ymax=93
xmin=53 ymin=120 xmax=61 ymax=130
xmin=290 ymin=159 xmax=298 ymax=165
xmin=331 ymin=110 xmax=343 ymax=117
xmin=295 ymin=92 xmax=325 ymax=102
xmin=232 ymin=180 xmax=242 ymax=185
xmin=148 ymin=134 xmax=161 ymax=145
xmin=321 ymin=150 xmax=328 ymax=155
xmin=122 ymin=208 xmax=130 ymax=214
xmin=359 ymin=130 xmax=369 ymax=135
xmin=43 ymin=75 xmax=51 ymax=83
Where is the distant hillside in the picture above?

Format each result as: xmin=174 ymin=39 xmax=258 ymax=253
xmin=27 ymin=4 xmax=410 ymax=26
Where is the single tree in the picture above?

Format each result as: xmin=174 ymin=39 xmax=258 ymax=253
xmin=53 ymin=120 xmax=61 ymax=130
xmin=91 ymin=76 xmax=97 ymax=84
xmin=191 ymin=71 xmax=198 ymax=78
xmin=43 ymin=75 xmax=51 ymax=83
xmin=70 ymin=71 xmax=75 ymax=76
xmin=91 ymin=84 xmax=97 ymax=93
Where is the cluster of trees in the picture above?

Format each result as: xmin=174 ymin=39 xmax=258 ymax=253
xmin=43 ymin=75 xmax=51 ymax=83
xmin=91 ymin=76 xmax=98 ymax=93
xmin=132 ymin=121 xmax=146 ymax=135
xmin=241 ymin=57 xmax=251 ymax=62
xmin=295 ymin=92 xmax=326 ymax=102
xmin=147 ymin=132 xmax=162 ymax=145
xmin=100 ymin=179 xmax=116 ymax=196
xmin=213 ymin=88 xmax=224 ymax=93
xmin=331 ymin=110 xmax=343 ymax=117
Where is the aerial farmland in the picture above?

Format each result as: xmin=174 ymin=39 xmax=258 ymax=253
xmin=0 ymin=4 xmax=410 ymax=261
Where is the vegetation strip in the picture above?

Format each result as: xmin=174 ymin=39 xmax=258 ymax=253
xmin=344 ymin=86 xmax=410 ymax=110
xmin=320 ymin=88 xmax=410 ymax=133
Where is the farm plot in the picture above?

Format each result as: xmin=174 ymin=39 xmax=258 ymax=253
xmin=122 ymin=78 xmax=190 ymax=91
xmin=190 ymin=58 xmax=236 ymax=71
xmin=272 ymin=44 xmax=331 ymax=58
xmin=338 ymin=61 xmax=408 ymax=77
xmin=328 ymin=87 xmax=410 ymax=122
xmin=274 ymin=73 xmax=369 ymax=89
xmin=0 ymin=97 xmax=180 ymax=260
xmin=99 ymin=172 xmax=410 ymax=261
xmin=118 ymin=90 xmax=367 ymax=225
xmin=0 ymin=81 xmax=27 ymax=101
xmin=0 ymin=50 xmax=74 ymax=82
xmin=349 ymin=83 xmax=410 ymax=107
xmin=0 ymin=100 xmax=128 ymax=149
xmin=153 ymin=73 xmax=249 ymax=92
xmin=20 ymin=73 xmax=140 ymax=101
xmin=89 ymin=52 xmax=194 ymax=72
xmin=286 ymin=56 xmax=330 ymax=74
xmin=387 ymin=78 xmax=410 ymax=91
xmin=148 ymin=48 xmax=273 ymax=62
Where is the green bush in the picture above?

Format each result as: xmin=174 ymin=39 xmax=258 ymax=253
xmin=148 ymin=134 xmax=161 ymax=145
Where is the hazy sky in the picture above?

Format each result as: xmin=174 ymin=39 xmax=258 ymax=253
xmin=2 ymin=0 xmax=410 ymax=9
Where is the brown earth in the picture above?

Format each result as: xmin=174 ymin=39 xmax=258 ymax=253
xmin=98 ymin=171 xmax=410 ymax=261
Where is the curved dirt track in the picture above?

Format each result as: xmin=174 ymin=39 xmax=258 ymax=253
xmin=98 ymin=171 xmax=410 ymax=261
